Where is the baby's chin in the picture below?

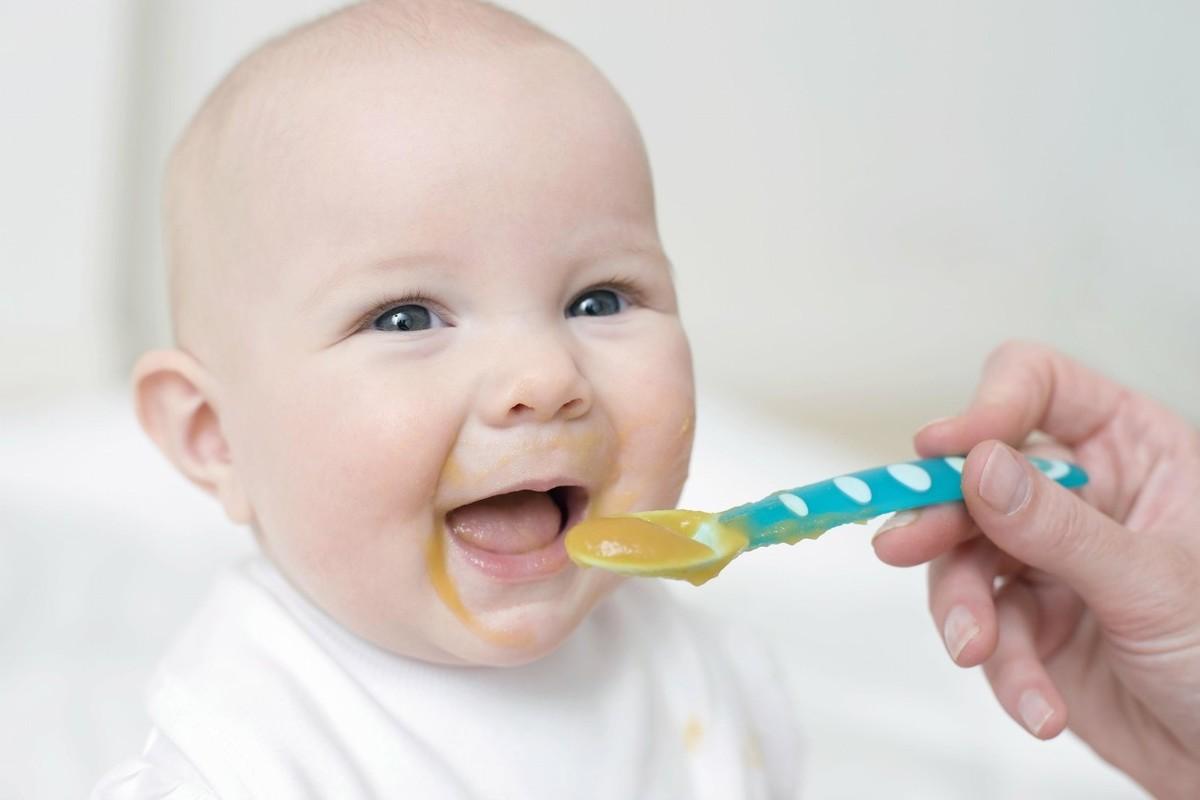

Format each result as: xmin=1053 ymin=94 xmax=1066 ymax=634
xmin=436 ymin=566 xmax=626 ymax=667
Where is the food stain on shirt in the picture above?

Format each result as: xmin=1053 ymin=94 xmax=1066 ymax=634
xmin=683 ymin=715 xmax=705 ymax=753
xmin=744 ymin=732 xmax=764 ymax=768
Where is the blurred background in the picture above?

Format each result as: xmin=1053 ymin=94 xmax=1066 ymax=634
xmin=2 ymin=1 xmax=1196 ymax=798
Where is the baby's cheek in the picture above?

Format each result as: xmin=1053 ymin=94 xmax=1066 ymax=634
xmin=603 ymin=327 xmax=695 ymax=509
xmin=240 ymin=365 xmax=458 ymax=573
xmin=629 ymin=325 xmax=694 ymax=429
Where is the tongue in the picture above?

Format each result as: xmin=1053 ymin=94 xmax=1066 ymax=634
xmin=446 ymin=490 xmax=563 ymax=554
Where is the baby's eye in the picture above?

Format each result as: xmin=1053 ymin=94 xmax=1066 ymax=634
xmin=371 ymin=304 xmax=445 ymax=332
xmin=567 ymin=289 xmax=626 ymax=318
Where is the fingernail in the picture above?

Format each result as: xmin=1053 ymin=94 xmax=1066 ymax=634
xmin=942 ymin=605 xmax=980 ymax=663
xmin=1018 ymin=689 xmax=1054 ymax=736
xmin=871 ymin=510 xmax=919 ymax=545
xmin=978 ymin=444 xmax=1031 ymax=515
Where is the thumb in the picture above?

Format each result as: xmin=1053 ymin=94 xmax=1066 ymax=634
xmin=961 ymin=441 xmax=1167 ymax=631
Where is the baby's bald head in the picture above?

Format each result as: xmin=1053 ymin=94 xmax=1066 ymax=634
xmin=164 ymin=0 xmax=575 ymax=365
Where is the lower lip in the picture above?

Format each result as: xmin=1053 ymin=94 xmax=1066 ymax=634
xmin=446 ymin=526 xmax=573 ymax=582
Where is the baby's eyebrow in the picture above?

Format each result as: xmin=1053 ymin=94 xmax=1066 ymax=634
xmin=303 ymin=252 xmax=450 ymax=310
xmin=569 ymin=239 xmax=673 ymax=273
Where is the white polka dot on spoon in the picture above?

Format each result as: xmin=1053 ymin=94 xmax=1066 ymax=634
xmin=1039 ymin=459 xmax=1070 ymax=480
xmin=887 ymin=463 xmax=932 ymax=492
xmin=833 ymin=476 xmax=872 ymax=504
xmin=778 ymin=492 xmax=809 ymax=517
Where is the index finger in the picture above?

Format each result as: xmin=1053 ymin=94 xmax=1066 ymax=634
xmin=915 ymin=340 xmax=1129 ymax=457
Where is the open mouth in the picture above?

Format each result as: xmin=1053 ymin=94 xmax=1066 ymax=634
xmin=547 ymin=485 xmax=588 ymax=534
xmin=443 ymin=485 xmax=589 ymax=581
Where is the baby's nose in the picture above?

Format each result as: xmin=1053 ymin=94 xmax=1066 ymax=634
xmin=483 ymin=333 xmax=592 ymax=426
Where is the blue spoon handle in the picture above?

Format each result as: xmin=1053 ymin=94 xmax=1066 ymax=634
xmin=717 ymin=455 xmax=1088 ymax=550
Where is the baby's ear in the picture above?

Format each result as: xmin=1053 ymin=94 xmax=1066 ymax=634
xmin=132 ymin=349 xmax=253 ymax=525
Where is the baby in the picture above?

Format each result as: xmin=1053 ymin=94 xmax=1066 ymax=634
xmin=93 ymin=1 xmax=801 ymax=798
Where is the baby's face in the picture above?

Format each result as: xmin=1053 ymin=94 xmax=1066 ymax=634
xmin=209 ymin=44 xmax=694 ymax=665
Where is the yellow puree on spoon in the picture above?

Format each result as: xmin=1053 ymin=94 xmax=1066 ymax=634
xmin=564 ymin=510 xmax=750 ymax=586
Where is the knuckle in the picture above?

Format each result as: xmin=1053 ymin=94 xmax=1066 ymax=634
xmin=979 ymin=341 xmax=1058 ymax=413
xmin=984 ymin=339 xmax=1060 ymax=376
xmin=982 ymin=341 xmax=1015 ymax=372
xmin=986 ymin=339 xmax=1041 ymax=368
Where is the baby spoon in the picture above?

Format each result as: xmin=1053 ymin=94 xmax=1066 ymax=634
xmin=565 ymin=455 xmax=1088 ymax=585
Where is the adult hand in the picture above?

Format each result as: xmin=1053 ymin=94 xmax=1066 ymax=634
xmin=872 ymin=341 xmax=1200 ymax=799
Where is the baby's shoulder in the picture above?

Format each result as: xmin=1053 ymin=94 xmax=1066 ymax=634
xmin=138 ymin=557 xmax=473 ymax=796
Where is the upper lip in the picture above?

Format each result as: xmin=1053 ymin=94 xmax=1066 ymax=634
xmin=468 ymin=476 xmax=580 ymax=501
xmin=445 ymin=472 xmax=585 ymax=507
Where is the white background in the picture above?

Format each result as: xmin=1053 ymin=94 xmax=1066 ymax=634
xmin=3 ymin=1 xmax=1196 ymax=797
xmin=2 ymin=1 xmax=1198 ymax=429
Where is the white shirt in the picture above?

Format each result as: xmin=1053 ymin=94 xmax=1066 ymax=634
xmin=92 ymin=556 xmax=803 ymax=799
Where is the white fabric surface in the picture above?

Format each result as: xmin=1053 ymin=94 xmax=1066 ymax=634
xmin=1 ymin=388 xmax=1146 ymax=798
xmin=89 ymin=557 xmax=801 ymax=799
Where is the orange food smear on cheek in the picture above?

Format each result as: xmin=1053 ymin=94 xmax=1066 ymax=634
xmin=439 ymin=454 xmax=466 ymax=489
xmin=678 ymin=411 xmax=694 ymax=439
xmin=425 ymin=526 xmax=532 ymax=649
xmin=428 ymin=427 xmax=614 ymax=651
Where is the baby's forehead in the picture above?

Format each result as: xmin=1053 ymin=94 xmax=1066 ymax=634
xmin=166 ymin=3 xmax=586 ymax=358
xmin=215 ymin=44 xmax=628 ymax=257
xmin=169 ymin=24 xmax=654 ymax=372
